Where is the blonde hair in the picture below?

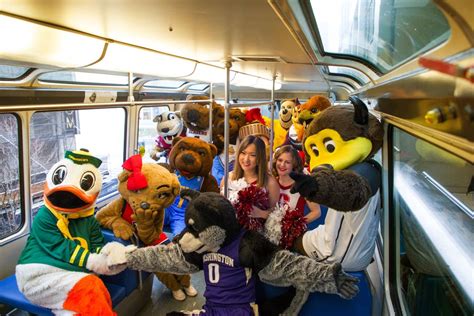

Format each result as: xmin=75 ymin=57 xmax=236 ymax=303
xmin=272 ymin=145 xmax=303 ymax=177
xmin=232 ymin=135 xmax=268 ymax=188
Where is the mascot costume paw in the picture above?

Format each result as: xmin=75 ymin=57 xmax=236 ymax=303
xmin=150 ymin=110 xmax=186 ymax=162
xmin=16 ymin=149 xmax=124 ymax=315
xmin=103 ymin=190 xmax=359 ymax=315
xmin=291 ymin=96 xmax=384 ymax=272
xmin=95 ymin=155 xmax=197 ymax=301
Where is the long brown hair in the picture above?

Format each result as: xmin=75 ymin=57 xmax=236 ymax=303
xmin=272 ymin=145 xmax=303 ymax=177
xmin=232 ymin=135 xmax=268 ymax=188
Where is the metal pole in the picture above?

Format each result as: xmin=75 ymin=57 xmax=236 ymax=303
xmin=223 ymin=61 xmax=232 ymax=198
xmin=269 ymin=76 xmax=276 ymax=170
xmin=127 ymin=72 xmax=134 ymax=104
xmin=208 ymin=82 xmax=213 ymax=141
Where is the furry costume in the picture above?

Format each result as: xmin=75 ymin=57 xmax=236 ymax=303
xmin=211 ymin=106 xmax=245 ymax=185
xmin=95 ymin=155 xmax=193 ymax=299
xmin=297 ymin=95 xmax=332 ymax=126
xmin=104 ymin=190 xmax=359 ymax=315
xmin=181 ymin=95 xmax=218 ymax=142
xmin=16 ymin=149 xmax=123 ymax=315
xmin=166 ymin=137 xmax=219 ymax=236
xmin=291 ymin=96 xmax=384 ymax=271
xmin=150 ymin=110 xmax=186 ymax=161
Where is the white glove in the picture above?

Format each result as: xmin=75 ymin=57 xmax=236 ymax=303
xmin=86 ymin=253 xmax=124 ymax=275
xmin=100 ymin=241 xmax=137 ymax=267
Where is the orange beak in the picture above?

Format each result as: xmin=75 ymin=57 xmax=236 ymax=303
xmin=44 ymin=183 xmax=98 ymax=213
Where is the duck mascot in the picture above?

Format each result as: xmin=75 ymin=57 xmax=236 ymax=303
xmin=16 ymin=149 xmax=127 ymax=315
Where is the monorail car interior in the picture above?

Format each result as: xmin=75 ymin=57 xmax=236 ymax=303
xmin=0 ymin=0 xmax=472 ymax=315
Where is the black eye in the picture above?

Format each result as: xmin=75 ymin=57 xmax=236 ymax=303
xmin=324 ymin=139 xmax=336 ymax=153
xmin=52 ymin=165 xmax=67 ymax=185
xmin=80 ymin=172 xmax=95 ymax=191
xmin=158 ymin=192 xmax=170 ymax=199
xmin=311 ymin=144 xmax=319 ymax=157
xmin=311 ymin=108 xmax=318 ymax=113
xmin=198 ymin=151 xmax=206 ymax=156
xmin=168 ymin=113 xmax=175 ymax=120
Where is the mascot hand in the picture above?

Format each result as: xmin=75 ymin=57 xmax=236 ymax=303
xmin=333 ymin=263 xmax=360 ymax=299
xmin=86 ymin=252 xmax=127 ymax=275
xmin=101 ymin=241 xmax=137 ymax=268
xmin=111 ymin=220 xmax=134 ymax=240
xmin=289 ymin=172 xmax=318 ymax=198
xmin=131 ymin=209 xmax=158 ymax=227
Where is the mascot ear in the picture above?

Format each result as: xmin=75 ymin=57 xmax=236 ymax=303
xmin=295 ymin=97 xmax=300 ymax=105
xmin=208 ymin=143 xmax=217 ymax=158
xmin=180 ymin=189 xmax=201 ymax=201
xmin=118 ymin=170 xmax=130 ymax=183
xmin=172 ymin=136 xmax=183 ymax=146
xmin=153 ymin=114 xmax=161 ymax=123
xmin=349 ymin=96 xmax=369 ymax=125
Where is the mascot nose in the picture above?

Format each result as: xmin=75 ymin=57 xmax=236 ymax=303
xmin=282 ymin=109 xmax=288 ymax=114
xmin=140 ymin=202 xmax=150 ymax=210
xmin=182 ymin=153 xmax=195 ymax=165
xmin=187 ymin=109 xmax=199 ymax=122
xmin=161 ymin=127 xmax=170 ymax=133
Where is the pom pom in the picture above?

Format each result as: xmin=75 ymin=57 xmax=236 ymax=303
xmin=264 ymin=203 xmax=307 ymax=249
xmin=229 ymin=180 xmax=269 ymax=232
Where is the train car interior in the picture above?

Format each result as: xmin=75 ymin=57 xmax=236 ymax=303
xmin=0 ymin=0 xmax=472 ymax=315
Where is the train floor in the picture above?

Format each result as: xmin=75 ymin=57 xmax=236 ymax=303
xmin=138 ymin=271 xmax=207 ymax=316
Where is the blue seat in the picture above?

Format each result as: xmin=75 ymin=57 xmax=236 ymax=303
xmin=259 ymin=271 xmax=372 ymax=316
xmin=0 ymin=274 xmax=126 ymax=315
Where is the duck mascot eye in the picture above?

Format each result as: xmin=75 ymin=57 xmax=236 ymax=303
xmin=16 ymin=149 xmax=128 ymax=316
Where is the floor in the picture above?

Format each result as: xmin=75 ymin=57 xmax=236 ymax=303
xmin=137 ymin=271 xmax=207 ymax=316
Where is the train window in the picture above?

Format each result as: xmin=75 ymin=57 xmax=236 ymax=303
xmin=30 ymin=108 xmax=126 ymax=216
xmin=392 ymin=128 xmax=473 ymax=315
xmin=0 ymin=65 xmax=29 ymax=80
xmin=327 ymin=66 xmax=369 ymax=85
xmin=138 ymin=106 xmax=170 ymax=163
xmin=309 ymin=0 xmax=450 ymax=73
xmin=39 ymin=71 xmax=128 ymax=85
xmin=0 ymin=114 xmax=22 ymax=240
xmin=189 ymin=84 xmax=210 ymax=91
xmin=144 ymin=80 xmax=187 ymax=89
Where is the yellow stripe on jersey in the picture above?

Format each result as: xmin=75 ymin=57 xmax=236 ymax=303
xmin=70 ymin=245 xmax=81 ymax=264
xmin=79 ymin=249 xmax=89 ymax=267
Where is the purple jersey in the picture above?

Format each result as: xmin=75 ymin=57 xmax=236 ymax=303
xmin=203 ymin=230 xmax=256 ymax=307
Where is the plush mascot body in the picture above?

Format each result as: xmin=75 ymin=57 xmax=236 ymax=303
xmin=16 ymin=149 xmax=120 ymax=315
xmin=150 ymin=110 xmax=186 ymax=161
xmin=95 ymin=155 xmax=198 ymax=301
xmin=291 ymin=97 xmax=383 ymax=271
xmin=166 ymin=137 xmax=219 ymax=236
xmin=104 ymin=190 xmax=359 ymax=315
xmin=211 ymin=106 xmax=246 ymax=185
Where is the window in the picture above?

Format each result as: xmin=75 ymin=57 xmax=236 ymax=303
xmin=144 ymin=80 xmax=187 ymax=89
xmin=327 ymin=66 xmax=369 ymax=85
xmin=0 ymin=114 xmax=22 ymax=240
xmin=309 ymin=0 xmax=450 ymax=73
xmin=392 ymin=128 xmax=473 ymax=315
xmin=138 ymin=106 xmax=170 ymax=163
xmin=188 ymin=83 xmax=210 ymax=91
xmin=0 ymin=65 xmax=29 ymax=80
xmin=39 ymin=71 xmax=128 ymax=85
xmin=30 ymin=108 xmax=126 ymax=217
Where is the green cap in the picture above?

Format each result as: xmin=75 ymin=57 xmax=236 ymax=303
xmin=65 ymin=149 xmax=102 ymax=168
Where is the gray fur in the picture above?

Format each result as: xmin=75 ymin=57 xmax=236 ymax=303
xmin=258 ymin=250 xmax=359 ymax=301
xmin=126 ymin=243 xmax=199 ymax=274
xmin=198 ymin=225 xmax=226 ymax=251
